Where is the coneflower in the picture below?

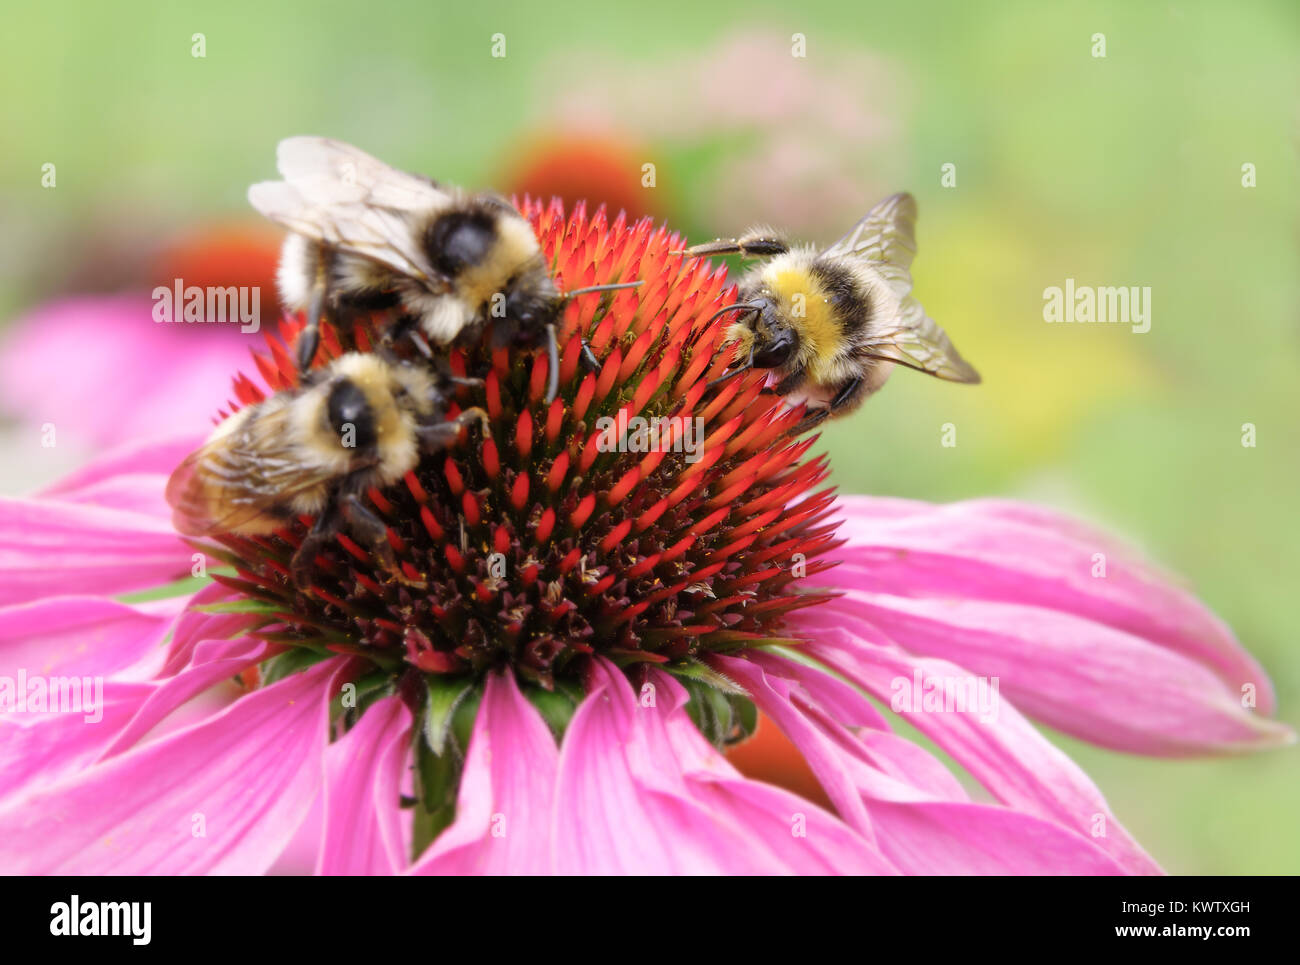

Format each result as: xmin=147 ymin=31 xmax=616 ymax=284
xmin=0 ymin=201 xmax=1289 ymax=875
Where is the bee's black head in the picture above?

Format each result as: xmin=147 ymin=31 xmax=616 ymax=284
xmin=425 ymin=209 xmax=498 ymax=278
xmin=327 ymin=379 xmax=377 ymax=451
xmin=490 ymin=268 xmax=562 ymax=350
xmin=750 ymin=299 xmax=799 ymax=369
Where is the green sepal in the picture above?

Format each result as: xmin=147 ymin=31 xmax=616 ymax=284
xmin=664 ymin=658 xmax=750 ymax=696
xmin=330 ymin=670 xmax=396 ymax=727
xmin=117 ymin=574 xmax=215 ymax=604
xmin=411 ymin=731 xmax=462 ymax=859
xmin=410 ymin=679 xmax=483 ymax=861
xmin=259 ymin=646 xmax=334 ymax=687
xmin=730 ymin=693 xmax=759 ymax=744
xmin=423 ymin=675 xmax=476 ymax=756
xmin=449 ymin=685 xmax=483 ymax=752
xmin=680 ymin=678 xmax=715 ymax=744
xmin=525 ymin=686 xmax=579 ymax=741
xmin=679 ymin=677 xmax=759 ymax=750
xmin=192 ymin=597 xmax=283 ymax=616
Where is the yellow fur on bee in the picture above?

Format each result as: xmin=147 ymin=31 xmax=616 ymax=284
xmin=765 ymin=267 xmax=841 ymax=368
xmin=456 ymin=216 xmax=540 ymax=309
xmin=724 ymin=322 xmax=754 ymax=365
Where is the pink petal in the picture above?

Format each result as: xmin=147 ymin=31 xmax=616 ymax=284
xmin=161 ymin=582 xmax=260 ymax=675
xmin=552 ymin=659 xmax=893 ymax=874
xmin=270 ymin=789 xmax=325 ymax=875
xmin=645 ymin=668 xmax=898 ymax=874
xmin=99 ymin=635 xmax=275 ymax=759
xmin=856 ymin=798 xmax=1127 ymax=874
xmin=41 ymin=432 xmax=206 ymax=499
xmin=0 ymin=596 xmax=171 ymax=680
xmin=828 ymin=495 xmax=1277 ymax=715
xmin=44 ymin=473 xmax=175 ymax=519
xmin=828 ymin=587 xmax=1290 ymax=754
xmin=0 ymin=497 xmax=192 ymax=606
xmin=411 ymin=671 xmax=558 ymax=875
xmin=716 ymin=653 xmax=1128 ymax=875
xmin=795 ymin=608 xmax=1162 ymax=874
xmin=740 ymin=649 xmax=969 ymax=801
xmin=0 ymin=681 xmax=154 ymax=803
xmin=0 ymin=656 xmax=342 ymax=874
xmin=1 ymin=619 xmax=252 ymax=804
xmin=317 ymin=694 xmax=413 ymax=875
xmin=707 ymin=653 xmax=877 ymax=841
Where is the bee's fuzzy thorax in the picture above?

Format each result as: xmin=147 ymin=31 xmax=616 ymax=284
xmin=452 ymin=213 xmax=544 ymax=309
xmin=319 ymin=353 xmax=423 ymax=482
xmin=764 ymin=261 xmax=839 ymax=369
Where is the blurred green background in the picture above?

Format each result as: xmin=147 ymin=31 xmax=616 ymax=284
xmin=1 ymin=0 xmax=1296 ymax=873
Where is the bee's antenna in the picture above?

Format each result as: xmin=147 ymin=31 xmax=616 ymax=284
xmin=706 ymin=364 xmax=752 ymax=389
xmin=706 ymin=342 xmax=757 ymax=389
xmin=702 ymin=302 xmax=764 ymax=326
xmin=561 ymin=280 xmax=643 ymax=301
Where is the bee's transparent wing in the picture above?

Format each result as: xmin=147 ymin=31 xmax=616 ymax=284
xmin=166 ymin=410 xmax=344 ymax=536
xmin=862 ymin=296 xmax=981 ymax=384
xmin=824 ymin=192 xmax=918 ymax=297
xmin=248 ymin=179 xmax=446 ymax=288
xmin=274 ymin=136 xmax=449 ymax=211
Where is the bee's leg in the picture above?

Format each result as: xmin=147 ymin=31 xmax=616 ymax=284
xmin=674 ymin=233 xmax=789 ymax=259
xmin=420 ymin=354 xmax=484 ymax=390
xmin=296 ymin=276 xmax=328 ymax=374
xmin=442 ymin=374 xmax=485 ymax=389
xmin=379 ymin=313 xmax=412 ymax=348
xmin=791 ymin=407 xmax=830 ymax=436
xmin=383 ymin=314 xmax=434 ymax=360
xmin=544 ymin=323 xmax=561 ymax=403
xmin=338 ymin=489 xmax=425 ymax=588
xmin=416 ymin=407 xmax=491 ymax=454
xmin=291 ymin=508 xmax=341 ymax=587
xmin=408 ymin=330 xmax=434 ymax=358
xmin=791 ymin=375 xmax=866 ymax=433
xmin=828 ymin=376 xmax=867 ymax=415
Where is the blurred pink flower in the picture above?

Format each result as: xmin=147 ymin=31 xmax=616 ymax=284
xmin=0 ymin=295 xmax=258 ymax=454
xmin=534 ymin=29 xmax=909 ymax=235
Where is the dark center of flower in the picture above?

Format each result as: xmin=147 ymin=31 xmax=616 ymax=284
xmin=196 ymin=201 xmax=838 ymax=755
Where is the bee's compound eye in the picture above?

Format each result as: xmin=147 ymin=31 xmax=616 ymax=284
xmin=327 ymin=381 xmax=376 ymax=449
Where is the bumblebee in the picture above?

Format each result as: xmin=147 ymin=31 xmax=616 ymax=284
xmin=248 ymin=137 xmax=638 ymax=399
xmin=679 ymin=193 xmax=980 ymax=426
xmin=166 ymin=352 xmax=487 ymax=586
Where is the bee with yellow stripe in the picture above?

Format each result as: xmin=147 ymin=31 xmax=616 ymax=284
xmin=248 ymin=137 xmax=639 ymax=401
xmin=680 ymin=193 xmax=980 ymax=426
